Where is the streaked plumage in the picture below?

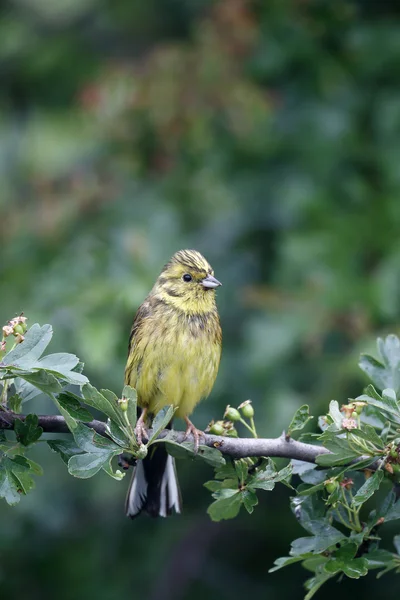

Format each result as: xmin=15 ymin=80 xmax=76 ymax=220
xmin=125 ymin=249 xmax=222 ymax=517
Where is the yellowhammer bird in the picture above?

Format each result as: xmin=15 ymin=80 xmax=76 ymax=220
xmin=124 ymin=249 xmax=222 ymax=518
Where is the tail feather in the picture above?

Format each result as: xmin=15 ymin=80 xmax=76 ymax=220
xmin=125 ymin=445 xmax=181 ymax=518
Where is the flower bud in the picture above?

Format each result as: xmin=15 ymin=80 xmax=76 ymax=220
xmin=239 ymin=400 xmax=254 ymax=419
xmin=224 ymin=406 xmax=241 ymax=422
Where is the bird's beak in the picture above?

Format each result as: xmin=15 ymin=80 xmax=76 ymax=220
xmin=202 ymin=274 xmax=222 ymax=289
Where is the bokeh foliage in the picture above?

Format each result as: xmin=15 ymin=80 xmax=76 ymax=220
xmin=2 ymin=0 xmax=400 ymax=598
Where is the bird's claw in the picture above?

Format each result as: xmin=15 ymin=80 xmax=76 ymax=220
xmin=134 ymin=410 xmax=148 ymax=446
xmin=183 ymin=417 xmax=204 ymax=453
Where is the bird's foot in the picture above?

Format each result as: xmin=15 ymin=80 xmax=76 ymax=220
xmin=134 ymin=409 xmax=148 ymax=446
xmin=183 ymin=417 xmax=204 ymax=453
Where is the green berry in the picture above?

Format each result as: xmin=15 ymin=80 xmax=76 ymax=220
xmin=241 ymin=403 xmax=254 ymax=419
xmin=119 ymin=399 xmax=129 ymax=411
xmin=13 ymin=324 xmax=25 ymax=336
xmin=225 ymin=406 xmax=241 ymax=422
xmin=209 ymin=423 xmax=224 ymax=435
xmin=325 ymin=479 xmax=339 ymax=494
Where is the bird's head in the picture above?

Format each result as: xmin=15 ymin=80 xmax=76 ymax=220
xmin=153 ymin=249 xmax=221 ymax=314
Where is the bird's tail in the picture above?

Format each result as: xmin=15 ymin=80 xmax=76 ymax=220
xmin=125 ymin=443 xmax=182 ymax=518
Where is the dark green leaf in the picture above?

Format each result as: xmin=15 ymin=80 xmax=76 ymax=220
xmin=162 ymin=437 xmax=225 ymax=467
xmin=342 ymin=558 xmax=368 ymax=578
xmin=385 ymin=498 xmax=400 ymax=522
xmin=81 ymin=384 xmax=122 ymax=426
xmin=353 ymin=470 xmax=384 ymax=506
xmin=207 ymin=489 xmax=242 ymax=521
xmin=393 ymin=535 xmax=400 ymax=554
xmin=241 ymin=489 xmax=258 ymax=514
xmin=349 ymin=424 xmax=385 ymax=450
xmin=57 ymin=392 xmax=93 ymax=422
xmin=288 ymin=404 xmax=313 ymax=436
xmin=234 ymin=459 xmax=249 ymax=483
xmin=14 ymin=414 xmax=43 ymax=446
xmin=291 ymin=536 xmax=318 ymax=555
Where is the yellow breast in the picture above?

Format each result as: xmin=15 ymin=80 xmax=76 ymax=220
xmin=125 ymin=298 xmax=221 ymax=419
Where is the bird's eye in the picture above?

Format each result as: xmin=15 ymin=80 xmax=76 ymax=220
xmin=182 ymin=273 xmax=192 ymax=282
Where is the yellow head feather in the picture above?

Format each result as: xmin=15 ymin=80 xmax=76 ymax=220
xmin=151 ymin=249 xmax=221 ymax=315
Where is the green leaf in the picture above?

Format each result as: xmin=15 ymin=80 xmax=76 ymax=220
xmin=106 ymin=419 xmax=130 ymax=448
xmin=327 ymin=400 xmax=343 ymax=430
xmin=72 ymin=423 xmax=120 ymax=454
xmin=0 ymin=464 xmax=21 ymax=505
xmin=121 ymin=385 xmax=137 ymax=430
xmin=47 ymin=439 xmax=84 ymax=465
xmin=301 ymin=519 xmax=346 ymax=553
xmin=81 ymin=384 xmax=122 ymax=426
xmin=68 ymin=452 xmax=114 ymax=479
xmin=304 ymin=573 xmax=334 ymax=600
xmin=8 ymin=394 xmax=22 ymax=414
xmin=35 ymin=352 xmax=88 ymax=385
xmin=348 ymin=424 xmax=385 ymax=450
xmin=234 ymin=459 xmax=249 ymax=483
xmin=385 ymin=498 xmax=400 ymax=522
xmin=14 ymin=414 xmax=43 ymax=446
xmin=2 ymin=324 xmax=53 ymax=368
xmin=269 ymin=554 xmax=314 ymax=573
xmin=358 ymin=385 xmax=400 ymax=422
xmin=162 ymin=437 xmax=225 ymax=467
xmin=287 ymin=405 xmax=313 ymax=436
xmin=291 ymin=537 xmax=318 ymax=555
xmin=316 ymin=441 xmax=360 ymax=467
xmin=57 ymin=392 xmax=94 ymax=422
xmin=16 ymin=370 xmax=62 ymax=396
xmin=241 ymin=489 xmax=258 ymax=514
xmin=353 ymin=470 xmax=384 ymax=506
xmin=393 ymin=535 xmax=400 ymax=554
xmin=148 ymin=405 xmax=175 ymax=444
xmin=207 ymin=488 xmax=242 ymax=521
xmin=360 ymin=336 xmax=400 ymax=394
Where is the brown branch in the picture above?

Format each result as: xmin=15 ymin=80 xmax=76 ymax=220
xmin=0 ymin=411 xmax=330 ymax=463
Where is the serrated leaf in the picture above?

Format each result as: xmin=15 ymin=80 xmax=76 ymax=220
xmin=288 ymin=405 xmax=313 ymax=436
xmin=353 ymin=470 xmax=384 ymax=506
xmin=301 ymin=519 xmax=346 ymax=553
xmin=57 ymin=392 xmax=93 ymax=422
xmin=359 ymin=385 xmax=400 ymax=422
xmin=14 ymin=414 xmax=43 ymax=446
xmin=207 ymin=489 xmax=242 ymax=521
xmin=2 ymin=324 xmax=53 ymax=368
xmin=148 ymin=405 xmax=174 ymax=444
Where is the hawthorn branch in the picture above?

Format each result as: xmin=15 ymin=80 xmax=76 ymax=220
xmin=0 ymin=411 xmax=330 ymax=463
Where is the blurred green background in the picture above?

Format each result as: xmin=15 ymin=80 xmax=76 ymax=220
xmin=1 ymin=0 xmax=400 ymax=598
